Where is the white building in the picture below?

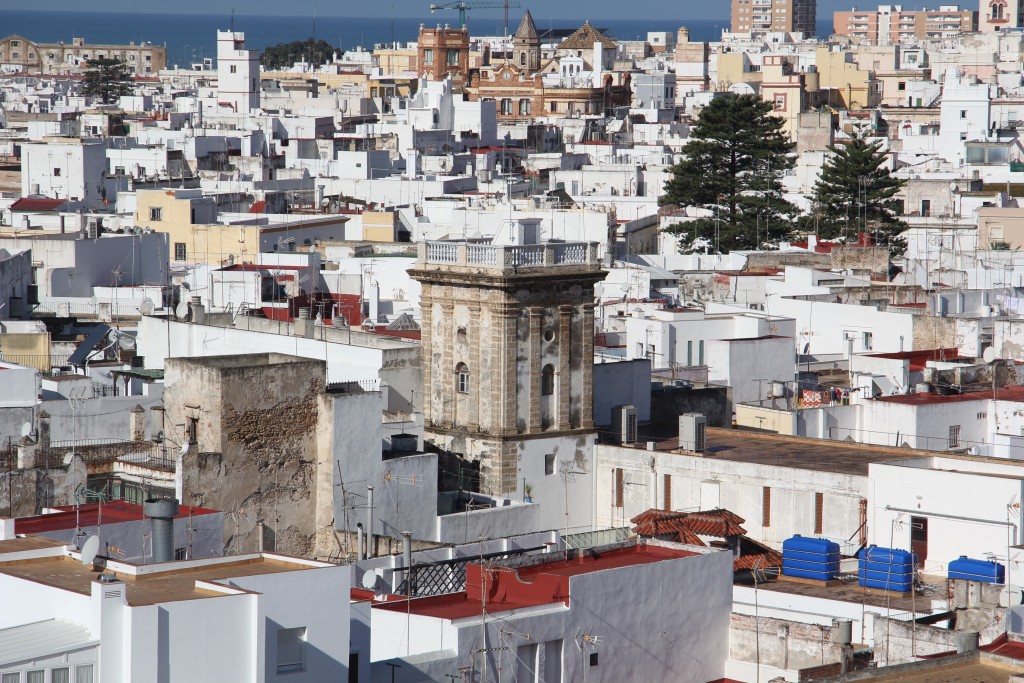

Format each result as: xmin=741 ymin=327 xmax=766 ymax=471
xmin=217 ymin=30 xmax=261 ymax=114
xmin=0 ymin=537 xmax=356 ymax=682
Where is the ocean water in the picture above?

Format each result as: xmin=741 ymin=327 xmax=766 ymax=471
xmin=1 ymin=10 xmax=834 ymax=67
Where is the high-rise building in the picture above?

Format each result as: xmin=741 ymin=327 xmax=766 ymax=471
xmin=731 ymin=0 xmax=817 ymax=35
xmin=834 ymin=5 xmax=976 ymax=44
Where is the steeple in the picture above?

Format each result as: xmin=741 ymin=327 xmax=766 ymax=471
xmin=512 ymin=10 xmax=540 ymax=72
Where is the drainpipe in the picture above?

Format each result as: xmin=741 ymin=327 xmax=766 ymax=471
xmin=366 ymin=485 xmax=374 ymax=558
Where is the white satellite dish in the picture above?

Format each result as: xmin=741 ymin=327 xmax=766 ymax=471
xmin=80 ymin=535 xmax=100 ymax=566
xmin=179 ymin=441 xmax=190 ymax=456
xmin=139 ymin=298 xmax=155 ymax=315
xmin=361 ymin=570 xmax=378 ymax=591
xmin=983 ymin=347 xmax=998 ymax=364
xmin=117 ymin=335 xmax=136 ymax=351
xmin=175 ymin=301 xmax=188 ymax=319
xmin=20 ymin=422 xmax=32 ymax=438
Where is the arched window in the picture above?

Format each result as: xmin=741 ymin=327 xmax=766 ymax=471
xmin=541 ymin=364 xmax=555 ymax=396
xmin=456 ymin=363 xmax=470 ymax=393
xmin=520 ymin=52 xmax=526 ymax=66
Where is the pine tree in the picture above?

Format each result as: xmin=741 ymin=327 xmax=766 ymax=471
xmin=809 ymin=134 xmax=906 ymax=246
xmin=80 ymin=58 xmax=134 ymax=105
xmin=661 ymin=94 xmax=797 ymax=252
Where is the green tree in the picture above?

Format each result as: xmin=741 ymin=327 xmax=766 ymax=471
xmin=80 ymin=58 xmax=134 ymax=105
xmin=662 ymin=94 xmax=797 ymax=252
xmin=808 ymin=134 xmax=906 ymax=248
xmin=261 ymin=39 xmax=337 ymax=70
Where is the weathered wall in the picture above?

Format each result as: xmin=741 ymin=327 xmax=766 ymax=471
xmin=912 ymin=314 xmax=957 ymax=350
xmin=830 ymin=246 xmax=889 ymax=277
xmin=650 ymin=384 xmax=731 ymax=429
xmin=168 ymin=354 xmax=327 ymax=557
xmin=729 ymin=613 xmax=844 ymax=672
xmin=0 ymin=455 xmax=86 ymax=516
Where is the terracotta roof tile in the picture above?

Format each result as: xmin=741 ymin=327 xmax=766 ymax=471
xmin=557 ymin=21 xmax=617 ymax=50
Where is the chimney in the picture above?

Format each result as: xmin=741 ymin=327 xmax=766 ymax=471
xmin=593 ymin=41 xmax=604 ymax=87
xmin=189 ymin=295 xmax=205 ymax=325
xmin=129 ymin=404 xmax=145 ymax=442
xmin=37 ymin=410 xmax=51 ymax=444
xmin=143 ymin=497 xmax=180 ymax=563
xmin=294 ymin=307 xmax=313 ymax=338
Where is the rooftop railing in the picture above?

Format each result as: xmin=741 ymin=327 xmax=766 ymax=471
xmin=420 ymin=240 xmax=601 ymax=271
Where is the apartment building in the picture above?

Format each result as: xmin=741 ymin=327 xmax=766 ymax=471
xmin=834 ymin=5 xmax=976 ymax=44
xmin=732 ymin=0 xmax=817 ymax=35
xmin=0 ymin=35 xmax=165 ymax=75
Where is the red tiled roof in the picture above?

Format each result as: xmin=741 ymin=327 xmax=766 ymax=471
xmin=875 ymin=385 xmax=1024 ymax=406
xmin=16 ymin=501 xmax=219 ymax=534
xmin=981 ymin=633 xmax=1024 ymax=659
xmin=249 ymin=200 xmax=266 ymax=213
xmin=631 ymin=508 xmax=747 ymax=539
xmin=10 ymin=198 xmax=67 ymax=212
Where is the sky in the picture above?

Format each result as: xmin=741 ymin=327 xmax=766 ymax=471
xmin=18 ymin=0 xmax=858 ymax=21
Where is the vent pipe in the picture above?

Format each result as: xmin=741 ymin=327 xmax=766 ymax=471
xmin=143 ymin=497 xmax=179 ymax=563
xmin=356 ymin=522 xmax=364 ymax=561
xmin=366 ymin=485 xmax=374 ymax=558
xmin=402 ymin=531 xmax=413 ymax=596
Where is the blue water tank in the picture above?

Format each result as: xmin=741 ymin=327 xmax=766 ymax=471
xmin=782 ymin=535 xmax=841 ymax=581
xmin=948 ymin=556 xmax=1005 ymax=584
xmin=858 ymin=545 xmax=916 ymax=592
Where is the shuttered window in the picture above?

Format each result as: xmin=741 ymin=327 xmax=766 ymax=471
xmin=614 ymin=468 xmax=623 ymax=508
xmin=664 ymin=474 xmax=672 ymax=511
xmin=277 ymin=627 xmax=307 ymax=673
xmin=814 ymin=492 xmax=824 ymax=534
xmin=762 ymin=486 xmax=771 ymax=527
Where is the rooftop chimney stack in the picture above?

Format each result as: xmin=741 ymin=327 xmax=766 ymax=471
xmin=144 ymin=497 xmax=180 ymax=563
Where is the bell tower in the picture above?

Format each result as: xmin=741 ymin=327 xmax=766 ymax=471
xmin=410 ymin=231 xmax=604 ymax=497
xmin=512 ymin=10 xmax=541 ymax=73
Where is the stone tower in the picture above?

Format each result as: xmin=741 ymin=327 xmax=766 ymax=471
xmin=409 ymin=232 xmax=605 ymax=497
xmin=512 ymin=10 xmax=541 ymax=73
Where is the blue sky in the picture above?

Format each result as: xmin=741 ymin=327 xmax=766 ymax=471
xmin=21 ymin=0 xmax=858 ymax=21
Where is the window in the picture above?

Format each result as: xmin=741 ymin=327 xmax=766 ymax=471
xmin=978 ymin=412 xmax=988 ymax=420
xmin=762 ymin=486 xmax=771 ymax=527
xmin=614 ymin=468 xmax=624 ymax=508
xmin=520 ymin=52 xmax=526 ymax=66
xmin=545 ymin=453 xmax=556 ymax=475
xmin=541 ymin=364 xmax=555 ymax=396
xmin=687 ymin=340 xmax=693 ymax=366
xmin=500 ymin=98 xmax=512 ymax=115
xmin=920 ymin=199 xmax=931 ymax=216
xmin=276 ymin=627 xmax=307 ymax=674
xmin=550 ymin=101 xmax=557 ymax=112
xmin=230 ymin=64 xmax=237 ymax=73
xmin=149 ymin=207 xmax=163 ymax=221
xmin=174 ymin=243 xmax=187 ymax=261
xmin=26 ymin=673 xmax=43 ymax=683
xmin=814 ymin=492 xmax=824 ymax=534
xmin=51 ymin=670 xmax=70 ymax=683
xmin=698 ymin=340 xmax=704 ymax=366
xmin=898 ymin=81 xmax=906 ymax=91
xmin=664 ymin=474 xmax=672 ymax=510
xmin=446 ymin=48 xmax=459 ymax=66
xmin=589 ymin=652 xmax=599 ymax=666
xmin=774 ymin=94 xmax=786 ymax=110
xmin=75 ymin=665 xmax=94 ymax=683
xmin=519 ymin=98 xmax=531 ymax=115
xmin=53 ymin=167 xmax=61 ymax=176
xmin=960 ymin=109 xmax=968 ymax=119
xmin=423 ymin=48 xmax=434 ymax=64
xmin=174 ymin=547 xmax=187 ymax=560
xmin=2 ymin=673 xmax=20 ymax=683
xmin=185 ymin=417 xmax=198 ymax=445
xmin=456 ymin=363 xmax=470 ymax=393
xmin=948 ymin=424 xmax=961 ymax=448
xmin=863 ymin=332 xmax=873 ymax=350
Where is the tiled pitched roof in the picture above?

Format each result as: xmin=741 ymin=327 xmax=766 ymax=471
xmin=630 ymin=508 xmax=747 ymax=539
xmin=556 ymin=21 xmax=617 ymax=50
xmin=514 ymin=10 xmax=539 ymax=42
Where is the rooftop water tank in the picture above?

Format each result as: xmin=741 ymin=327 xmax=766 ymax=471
xmin=858 ymin=545 xmax=916 ymax=592
xmin=782 ymin=535 xmax=841 ymax=582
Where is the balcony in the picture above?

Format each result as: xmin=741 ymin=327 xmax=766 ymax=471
xmin=419 ymin=240 xmax=602 ymax=273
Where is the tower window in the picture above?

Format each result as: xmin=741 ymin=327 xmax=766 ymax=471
xmin=541 ymin=364 xmax=555 ymax=396
xmin=456 ymin=363 xmax=470 ymax=393
xmin=520 ymin=52 xmax=526 ymax=66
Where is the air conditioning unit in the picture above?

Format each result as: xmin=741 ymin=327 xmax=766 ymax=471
xmin=679 ymin=413 xmax=706 ymax=452
xmin=615 ymin=405 xmax=638 ymax=444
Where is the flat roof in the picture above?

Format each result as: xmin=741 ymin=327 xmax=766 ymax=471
xmin=647 ymin=428 xmax=927 ymax=477
xmin=847 ymin=658 xmax=1021 ymax=682
xmin=0 ymin=553 xmax=317 ymax=606
xmin=375 ymin=544 xmax=696 ymax=620
xmin=875 ymin=385 xmax=1024 ymax=406
xmin=16 ymin=501 xmax=219 ymax=535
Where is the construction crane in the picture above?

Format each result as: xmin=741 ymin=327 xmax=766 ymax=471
xmin=429 ymin=0 xmax=521 ymax=35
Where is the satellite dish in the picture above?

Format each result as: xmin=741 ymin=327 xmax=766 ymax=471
xmin=1000 ymin=585 xmax=1024 ymax=607
xmin=983 ymin=347 xmax=998 ymax=364
xmin=117 ymin=335 xmax=136 ymax=351
xmin=179 ymin=441 xmax=190 ymax=455
xmin=20 ymin=422 xmax=32 ymax=438
xmin=361 ymin=570 xmax=378 ymax=590
xmin=80 ymin=535 xmax=100 ymax=566
xmin=175 ymin=301 xmax=188 ymax=319
xmin=139 ymin=298 xmax=155 ymax=315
